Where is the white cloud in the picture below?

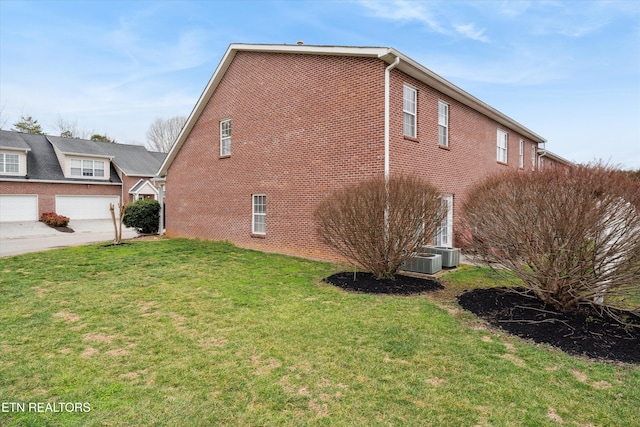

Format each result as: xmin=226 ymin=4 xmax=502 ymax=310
xmin=359 ymin=0 xmax=494 ymax=42
xmin=453 ymin=23 xmax=490 ymax=43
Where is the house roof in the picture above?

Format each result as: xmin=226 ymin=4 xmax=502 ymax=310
xmin=0 ymin=130 xmax=32 ymax=152
xmin=129 ymin=178 xmax=159 ymax=194
xmin=159 ymin=43 xmax=547 ymax=176
xmin=47 ymin=136 xmax=166 ymax=176
xmin=0 ymin=131 xmax=122 ymax=183
xmin=538 ymin=148 xmax=573 ymax=166
xmin=0 ymin=130 xmax=166 ymax=182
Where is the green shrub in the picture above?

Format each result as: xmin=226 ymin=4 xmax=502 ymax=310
xmin=123 ymin=199 xmax=160 ymax=234
xmin=39 ymin=212 xmax=70 ymax=228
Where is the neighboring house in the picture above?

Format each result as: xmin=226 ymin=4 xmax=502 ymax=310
xmin=157 ymin=43 xmax=572 ymax=261
xmin=0 ymin=130 xmax=166 ymax=222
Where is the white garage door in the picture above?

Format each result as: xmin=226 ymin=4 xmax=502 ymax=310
xmin=0 ymin=195 xmax=38 ymax=222
xmin=55 ymin=196 xmax=120 ymax=220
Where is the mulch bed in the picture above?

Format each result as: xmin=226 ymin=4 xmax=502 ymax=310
xmin=323 ymin=273 xmax=639 ymax=364
xmin=458 ymin=287 xmax=640 ymax=364
xmin=324 ymin=271 xmax=443 ymax=295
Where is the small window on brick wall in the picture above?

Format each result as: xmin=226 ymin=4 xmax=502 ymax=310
xmin=497 ymin=129 xmax=508 ymax=163
xmin=438 ymin=100 xmax=449 ymax=147
xmin=519 ymin=139 xmax=525 ymax=168
xmin=252 ymin=194 xmax=266 ymax=235
xmin=220 ymin=119 xmax=231 ymax=156
xmin=403 ymin=84 xmax=417 ymax=138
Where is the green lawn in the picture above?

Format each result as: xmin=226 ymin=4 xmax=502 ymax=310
xmin=1 ymin=239 xmax=638 ymax=426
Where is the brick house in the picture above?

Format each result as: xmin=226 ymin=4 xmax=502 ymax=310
xmin=0 ymin=130 xmax=165 ymax=222
xmin=157 ymin=43 xmax=571 ymax=261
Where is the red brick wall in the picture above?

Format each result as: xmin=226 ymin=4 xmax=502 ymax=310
xmin=0 ymin=181 xmax=121 ymax=217
xmin=387 ymin=70 xmax=539 ymax=246
xmin=166 ymin=52 xmax=386 ymax=259
xmin=166 ymin=51 xmax=542 ymax=260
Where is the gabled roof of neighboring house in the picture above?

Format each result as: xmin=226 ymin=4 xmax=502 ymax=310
xmin=47 ymin=136 xmax=166 ymax=177
xmin=159 ymin=43 xmax=547 ymax=176
xmin=0 ymin=131 xmax=122 ymax=183
xmin=0 ymin=130 xmax=166 ymax=182
xmin=129 ymin=178 xmax=159 ymax=195
xmin=0 ymin=130 xmax=32 ymax=152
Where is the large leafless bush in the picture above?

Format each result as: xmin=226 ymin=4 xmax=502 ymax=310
xmin=315 ymin=175 xmax=447 ymax=279
xmin=462 ymin=164 xmax=640 ymax=316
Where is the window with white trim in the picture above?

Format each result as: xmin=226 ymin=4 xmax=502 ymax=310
xmin=220 ymin=119 xmax=231 ymax=156
xmin=0 ymin=153 xmax=19 ymax=174
xmin=531 ymin=145 xmax=536 ymax=170
xmin=438 ymin=100 xmax=449 ymax=146
xmin=252 ymin=194 xmax=266 ymax=234
xmin=403 ymin=84 xmax=417 ymax=138
xmin=497 ymin=129 xmax=508 ymax=163
xmin=434 ymin=194 xmax=453 ymax=247
xmin=519 ymin=140 xmax=525 ymax=168
xmin=70 ymin=159 xmax=104 ymax=177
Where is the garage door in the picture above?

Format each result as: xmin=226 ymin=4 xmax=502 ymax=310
xmin=0 ymin=195 xmax=38 ymax=222
xmin=55 ymin=196 xmax=120 ymax=220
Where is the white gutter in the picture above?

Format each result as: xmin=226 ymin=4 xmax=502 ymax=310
xmin=384 ymin=54 xmax=400 ymax=179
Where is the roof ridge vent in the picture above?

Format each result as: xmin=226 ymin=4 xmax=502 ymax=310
xmin=296 ymin=40 xmax=304 ymax=45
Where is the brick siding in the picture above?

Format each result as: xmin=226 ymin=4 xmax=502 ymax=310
xmin=166 ymin=51 xmax=543 ymax=261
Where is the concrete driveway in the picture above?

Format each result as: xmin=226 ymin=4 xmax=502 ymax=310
xmin=0 ymin=220 xmax=139 ymax=257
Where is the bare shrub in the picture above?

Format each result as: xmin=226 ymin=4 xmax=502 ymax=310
xmin=315 ymin=175 xmax=447 ymax=279
xmin=462 ymin=164 xmax=640 ymax=316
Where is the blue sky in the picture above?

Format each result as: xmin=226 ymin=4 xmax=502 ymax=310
xmin=1 ymin=0 xmax=639 ymax=169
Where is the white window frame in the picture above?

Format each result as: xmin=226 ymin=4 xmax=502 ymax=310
xmin=531 ymin=145 xmax=536 ymax=170
xmin=497 ymin=129 xmax=508 ymax=163
xmin=220 ymin=119 xmax=231 ymax=156
xmin=519 ymin=140 xmax=525 ymax=168
xmin=403 ymin=84 xmax=417 ymax=138
xmin=0 ymin=153 xmax=19 ymax=174
xmin=438 ymin=100 xmax=449 ymax=147
xmin=434 ymin=194 xmax=453 ymax=247
xmin=70 ymin=159 xmax=105 ymax=177
xmin=252 ymin=194 xmax=266 ymax=235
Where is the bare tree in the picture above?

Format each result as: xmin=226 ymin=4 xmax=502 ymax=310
xmin=315 ymin=174 xmax=447 ymax=279
xmin=146 ymin=116 xmax=187 ymax=153
xmin=0 ymin=103 xmax=9 ymax=129
xmin=54 ymin=115 xmax=93 ymax=139
xmin=462 ymin=164 xmax=640 ymax=316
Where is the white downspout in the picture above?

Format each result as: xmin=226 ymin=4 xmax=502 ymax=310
xmin=383 ymin=55 xmax=400 ymax=269
xmin=384 ymin=55 xmax=400 ymax=179
xmin=537 ymin=142 xmax=548 ymax=171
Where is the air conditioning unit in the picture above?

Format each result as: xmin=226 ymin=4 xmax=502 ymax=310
xmin=421 ymin=246 xmax=461 ymax=268
xmin=401 ymin=253 xmax=442 ymax=275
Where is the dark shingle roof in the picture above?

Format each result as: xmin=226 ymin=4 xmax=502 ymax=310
xmin=46 ymin=136 xmax=165 ymax=176
xmin=0 ymin=130 xmax=32 ymax=151
xmin=1 ymin=131 xmax=166 ymax=182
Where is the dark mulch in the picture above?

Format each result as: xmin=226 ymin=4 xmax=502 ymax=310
xmin=323 ymin=272 xmax=639 ymax=364
xmin=324 ymin=271 xmax=443 ymax=295
xmin=42 ymin=223 xmax=74 ymax=233
xmin=458 ymin=287 xmax=640 ymax=364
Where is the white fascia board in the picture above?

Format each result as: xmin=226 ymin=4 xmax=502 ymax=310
xmin=537 ymin=148 xmax=573 ymax=165
xmin=0 ymin=146 xmax=31 ymax=153
xmin=0 ymin=177 xmax=122 ymax=185
xmin=63 ymin=152 xmax=114 ymax=160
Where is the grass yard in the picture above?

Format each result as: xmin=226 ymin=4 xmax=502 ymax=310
xmin=1 ymin=238 xmax=638 ymax=426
